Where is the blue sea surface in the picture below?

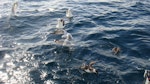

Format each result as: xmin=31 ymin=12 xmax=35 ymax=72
xmin=0 ymin=0 xmax=150 ymax=84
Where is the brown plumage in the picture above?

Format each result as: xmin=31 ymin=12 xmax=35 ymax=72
xmin=112 ymin=47 xmax=120 ymax=55
xmin=80 ymin=61 xmax=98 ymax=74
xmin=60 ymin=19 xmax=65 ymax=26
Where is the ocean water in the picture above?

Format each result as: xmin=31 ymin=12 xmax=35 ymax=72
xmin=0 ymin=0 xmax=150 ymax=84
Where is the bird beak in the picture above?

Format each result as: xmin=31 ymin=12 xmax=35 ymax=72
xmin=95 ymin=70 xmax=98 ymax=75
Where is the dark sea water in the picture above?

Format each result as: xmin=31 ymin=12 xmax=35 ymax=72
xmin=0 ymin=0 xmax=150 ymax=84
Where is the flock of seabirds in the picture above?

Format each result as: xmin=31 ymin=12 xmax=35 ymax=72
xmin=0 ymin=1 xmax=149 ymax=84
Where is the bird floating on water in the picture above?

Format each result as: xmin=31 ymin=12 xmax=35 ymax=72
xmin=54 ymin=30 xmax=74 ymax=46
xmin=144 ymin=70 xmax=150 ymax=84
xmin=12 ymin=2 xmax=18 ymax=16
xmin=61 ymin=30 xmax=73 ymax=41
xmin=112 ymin=47 xmax=120 ymax=55
xmin=66 ymin=9 xmax=73 ymax=18
xmin=56 ymin=18 xmax=65 ymax=29
xmin=80 ymin=61 xmax=98 ymax=74
xmin=66 ymin=8 xmax=73 ymax=21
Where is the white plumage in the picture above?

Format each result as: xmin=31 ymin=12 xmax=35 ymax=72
xmin=12 ymin=2 xmax=18 ymax=16
xmin=144 ymin=70 xmax=150 ymax=84
xmin=56 ymin=18 xmax=64 ymax=29
xmin=66 ymin=9 xmax=73 ymax=18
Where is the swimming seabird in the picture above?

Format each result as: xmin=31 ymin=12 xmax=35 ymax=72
xmin=56 ymin=18 xmax=65 ymax=29
xmin=54 ymin=30 xmax=74 ymax=46
xmin=61 ymin=32 xmax=73 ymax=41
xmin=144 ymin=70 xmax=150 ymax=84
xmin=66 ymin=8 xmax=73 ymax=18
xmin=112 ymin=47 xmax=120 ymax=55
xmin=80 ymin=61 xmax=98 ymax=74
xmin=62 ymin=31 xmax=73 ymax=46
xmin=12 ymin=2 xmax=18 ymax=16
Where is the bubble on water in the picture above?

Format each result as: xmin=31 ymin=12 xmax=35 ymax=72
xmin=33 ymin=62 xmax=39 ymax=68
xmin=116 ymin=80 xmax=119 ymax=83
xmin=54 ymin=51 xmax=57 ymax=54
xmin=31 ymin=56 xmax=35 ymax=60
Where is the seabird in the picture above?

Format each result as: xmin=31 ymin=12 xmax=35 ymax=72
xmin=12 ymin=2 xmax=18 ymax=16
xmin=61 ymin=32 xmax=73 ymax=41
xmin=80 ymin=61 xmax=98 ymax=74
xmin=56 ymin=18 xmax=65 ymax=29
xmin=144 ymin=70 xmax=150 ymax=84
xmin=54 ymin=30 xmax=74 ymax=46
xmin=66 ymin=8 xmax=73 ymax=18
xmin=112 ymin=47 xmax=120 ymax=55
xmin=62 ymin=31 xmax=73 ymax=46
xmin=66 ymin=8 xmax=73 ymax=22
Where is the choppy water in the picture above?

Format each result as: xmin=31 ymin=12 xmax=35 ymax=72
xmin=0 ymin=0 xmax=150 ymax=84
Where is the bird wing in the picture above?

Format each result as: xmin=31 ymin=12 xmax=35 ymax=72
xmin=89 ymin=61 xmax=96 ymax=67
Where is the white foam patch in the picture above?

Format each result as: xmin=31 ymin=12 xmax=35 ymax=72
xmin=129 ymin=57 xmax=150 ymax=66
xmin=42 ymin=59 xmax=55 ymax=65
xmin=4 ymin=53 xmax=11 ymax=59
xmin=0 ymin=71 xmax=9 ymax=81
xmin=40 ymin=70 xmax=48 ymax=80
xmin=6 ymin=61 xmax=16 ymax=68
xmin=99 ymin=27 xmax=142 ymax=31
xmin=102 ymin=34 xmax=119 ymax=39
